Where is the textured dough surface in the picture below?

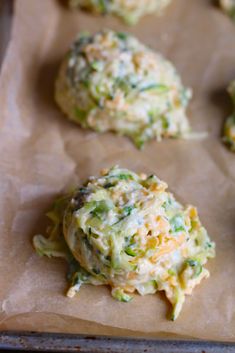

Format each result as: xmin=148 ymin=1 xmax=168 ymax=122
xmin=69 ymin=0 xmax=172 ymax=24
xmin=55 ymin=30 xmax=192 ymax=148
xmin=220 ymin=0 xmax=235 ymax=20
xmin=33 ymin=166 xmax=215 ymax=320
xmin=223 ymin=81 xmax=235 ymax=151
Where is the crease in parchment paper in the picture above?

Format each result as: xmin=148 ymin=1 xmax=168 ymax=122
xmin=0 ymin=0 xmax=235 ymax=341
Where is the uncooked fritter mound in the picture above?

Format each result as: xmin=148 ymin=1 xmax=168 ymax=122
xmin=33 ymin=166 xmax=215 ymax=320
xmin=220 ymin=0 xmax=235 ymax=20
xmin=223 ymin=81 xmax=235 ymax=151
xmin=55 ymin=30 xmax=192 ymax=149
xmin=69 ymin=0 xmax=172 ymax=24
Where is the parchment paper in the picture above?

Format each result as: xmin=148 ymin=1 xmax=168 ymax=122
xmin=0 ymin=0 xmax=235 ymax=341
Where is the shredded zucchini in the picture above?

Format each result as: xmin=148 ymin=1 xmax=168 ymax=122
xmin=33 ymin=167 xmax=215 ymax=320
xmin=69 ymin=0 xmax=172 ymax=24
xmin=220 ymin=0 xmax=235 ymax=20
xmin=223 ymin=81 xmax=235 ymax=152
xmin=55 ymin=30 xmax=195 ymax=149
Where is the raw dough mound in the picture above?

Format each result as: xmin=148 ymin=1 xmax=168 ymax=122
xmin=55 ymin=30 xmax=192 ymax=148
xmin=223 ymin=81 xmax=235 ymax=151
xmin=220 ymin=0 xmax=235 ymax=20
xmin=69 ymin=0 xmax=172 ymax=24
xmin=34 ymin=166 xmax=215 ymax=320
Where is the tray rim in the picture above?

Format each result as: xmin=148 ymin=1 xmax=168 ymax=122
xmin=0 ymin=0 xmax=13 ymax=68
xmin=0 ymin=331 xmax=235 ymax=352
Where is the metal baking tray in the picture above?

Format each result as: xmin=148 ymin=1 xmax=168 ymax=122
xmin=0 ymin=1 xmax=235 ymax=351
xmin=0 ymin=0 xmax=13 ymax=67
xmin=0 ymin=331 xmax=235 ymax=352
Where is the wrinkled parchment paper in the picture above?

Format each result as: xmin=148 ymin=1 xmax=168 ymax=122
xmin=0 ymin=0 xmax=235 ymax=341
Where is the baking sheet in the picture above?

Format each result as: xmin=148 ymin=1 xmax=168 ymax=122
xmin=0 ymin=0 xmax=235 ymax=342
xmin=0 ymin=1 xmax=13 ymax=67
